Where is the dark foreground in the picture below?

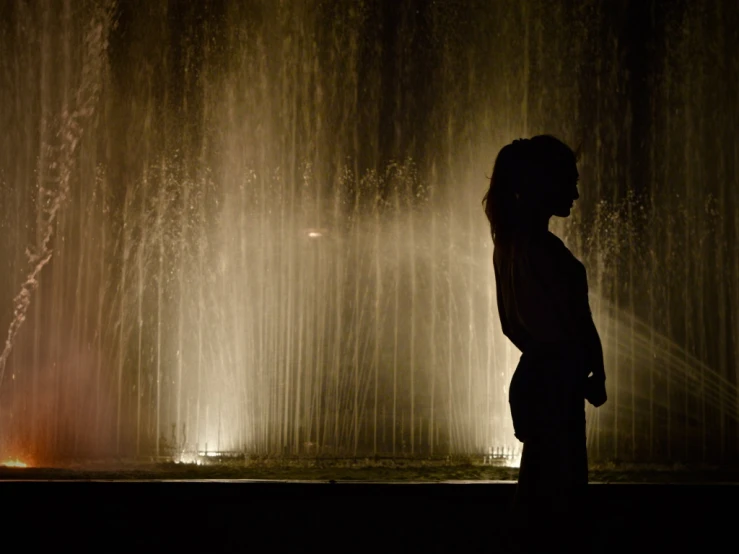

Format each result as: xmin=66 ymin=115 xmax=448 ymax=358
xmin=1 ymin=479 xmax=734 ymax=553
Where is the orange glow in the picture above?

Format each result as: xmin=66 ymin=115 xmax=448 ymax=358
xmin=1 ymin=459 xmax=28 ymax=468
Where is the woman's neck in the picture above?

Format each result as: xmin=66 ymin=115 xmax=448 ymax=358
xmin=524 ymin=212 xmax=551 ymax=236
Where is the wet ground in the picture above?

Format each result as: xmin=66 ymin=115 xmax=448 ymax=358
xmin=3 ymin=458 xmax=739 ymax=482
xmin=2 ymin=469 xmax=735 ymax=553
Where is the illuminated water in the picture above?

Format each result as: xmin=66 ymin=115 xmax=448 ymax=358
xmin=0 ymin=1 xmax=737 ymax=464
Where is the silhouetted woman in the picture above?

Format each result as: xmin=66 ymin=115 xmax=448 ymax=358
xmin=483 ymin=136 xmax=607 ymax=551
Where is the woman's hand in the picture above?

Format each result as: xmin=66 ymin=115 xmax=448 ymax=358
xmin=585 ymin=375 xmax=607 ymax=407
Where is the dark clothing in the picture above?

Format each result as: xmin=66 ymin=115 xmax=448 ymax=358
xmin=493 ymin=231 xmax=591 ymax=349
xmin=494 ymin=232 xmax=594 ymax=551
xmin=510 ymin=345 xmax=588 ymax=522
xmin=509 ymin=343 xmax=586 ymax=447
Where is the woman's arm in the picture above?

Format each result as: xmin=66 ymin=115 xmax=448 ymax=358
xmin=583 ymin=314 xmax=606 ymax=380
xmin=571 ymin=261 xmax=607 ymax=405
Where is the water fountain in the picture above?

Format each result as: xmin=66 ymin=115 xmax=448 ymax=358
xmin=0 ymin=0 xmax=737 ymax=465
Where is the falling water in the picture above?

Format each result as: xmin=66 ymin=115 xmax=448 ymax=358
xmin=0 ymin=0 xmax=737 ymax=464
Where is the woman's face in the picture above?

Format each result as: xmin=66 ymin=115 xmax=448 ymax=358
xmin=549 ymin=160 xmax=580 ymax=218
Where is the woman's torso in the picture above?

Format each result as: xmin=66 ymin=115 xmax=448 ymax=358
xmin=493 ymin=230 xmax=588 ymax=353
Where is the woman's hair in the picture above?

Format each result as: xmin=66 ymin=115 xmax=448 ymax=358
xmin=482 ymin=135 xmax=576 ymax=245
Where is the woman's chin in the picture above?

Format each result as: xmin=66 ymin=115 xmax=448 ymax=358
xmin=553 ymin=207 xmax=572 ymax=218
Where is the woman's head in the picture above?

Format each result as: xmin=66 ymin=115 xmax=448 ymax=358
xmin=482 ymin=135 xmax=579 ymax=244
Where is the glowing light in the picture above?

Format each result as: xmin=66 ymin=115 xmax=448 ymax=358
xmin=483 ymin=446 xmax=522 ymax=468
xmin=304 ymin=227 xmax=328 ymax=238
xmin=504 ymin=453 xmax=522 ymax=469
xmin=198 ymin=451 xmax=221 ymax=457
xmin=176 ymin=453 xmax=203 ymax=465
xmin=1 ymin=459 xmax=27 ymax=468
